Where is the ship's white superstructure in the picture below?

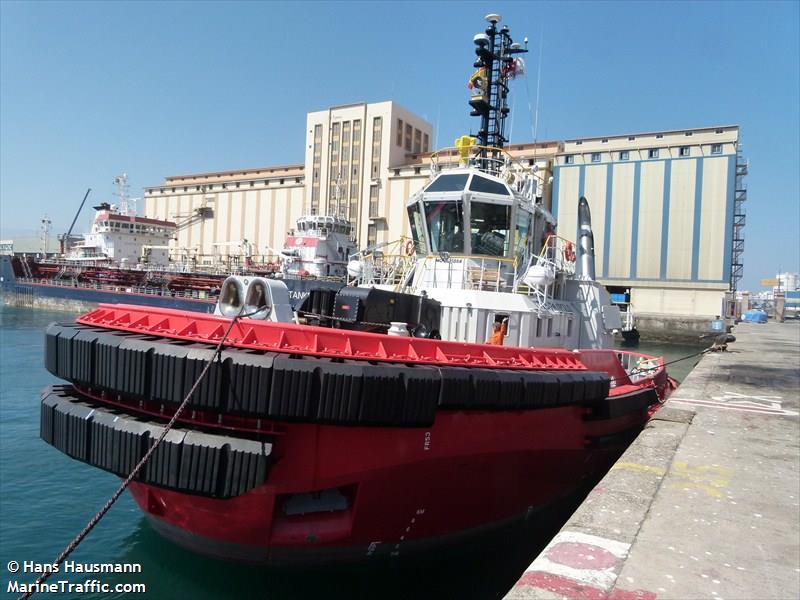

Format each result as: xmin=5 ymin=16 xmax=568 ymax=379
xmin=349 ymin=145 xmax=622 ymax=350
xmin=66 ymin=203 xmax=177 ymax=267
xmin=280 ymin=215 xmax=357 ymax=278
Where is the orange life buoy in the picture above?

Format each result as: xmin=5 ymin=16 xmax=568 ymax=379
xmin=404 ymin=240 xmax=415 ymax=256
xmin=564 ymin=242 xmax=576 ymax=262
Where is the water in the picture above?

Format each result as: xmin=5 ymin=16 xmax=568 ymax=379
xmin=0 ymin=305 xmax=702 ymax=599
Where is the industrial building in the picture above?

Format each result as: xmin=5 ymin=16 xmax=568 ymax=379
xmin=144 ymin=101 xmax=745 ymax=334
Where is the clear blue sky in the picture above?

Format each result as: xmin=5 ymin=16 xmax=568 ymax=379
xmin=1 ymin=1 xmax=798 ymax=290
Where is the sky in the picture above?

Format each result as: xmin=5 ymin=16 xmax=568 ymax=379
xmin=1 ymin=0 xmax=798 ymax=290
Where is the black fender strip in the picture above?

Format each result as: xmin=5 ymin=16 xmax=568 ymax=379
xmin=40 ymin=385 xmax=271 ymax=498
xmin=44 ymin=323 xmax=611 ymax=428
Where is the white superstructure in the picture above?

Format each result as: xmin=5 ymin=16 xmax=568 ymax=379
xmin=350 ymin=144 xmax=621 ymax=350
xmin=66 ymin=202 xmax=176 ymax=267
xmin=280 ymin=215 xmax=357 ymax=278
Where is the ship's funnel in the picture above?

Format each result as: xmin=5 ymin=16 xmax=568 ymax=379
xmin=577 ymin=196 xmax=596 ymax=281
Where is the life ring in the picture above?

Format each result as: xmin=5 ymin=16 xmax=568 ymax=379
xmin=564 ymin=242 xmax=576 ymax=262
xmin=404 ymin=240 xmax=416 ymax=256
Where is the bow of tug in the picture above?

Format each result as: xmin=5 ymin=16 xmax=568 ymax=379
xmin=39 ymin=304 xmax=671 ymax=565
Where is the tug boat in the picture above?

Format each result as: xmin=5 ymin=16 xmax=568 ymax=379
xmin=38 ymin=15 xmax=676 ymax=566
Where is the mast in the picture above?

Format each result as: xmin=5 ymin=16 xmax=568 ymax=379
xmin=469 ymin=14 xmax=528 ymax=167
xmin=112 ymin=173 xmax=130 ymax=216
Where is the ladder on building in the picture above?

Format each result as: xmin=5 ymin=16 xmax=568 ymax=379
xmin=730 ymin=149 xmax=747 ymax=292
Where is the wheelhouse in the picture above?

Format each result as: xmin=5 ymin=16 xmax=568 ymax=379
xmin=407 ymin=169 xmax=533 ymax=261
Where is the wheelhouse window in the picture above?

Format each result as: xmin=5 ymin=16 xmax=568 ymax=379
xmin=468 ymin=175 xmax=510 ymax=196
xmin=407 ymin=202 xmax=427 ymax=251
xmin=470 ymin=201 xmax=510 ymax=256
xmin=424 ymin=200 xmax=464 ymax=253
xmin=425 ymin=174 xmax=469 ymax=193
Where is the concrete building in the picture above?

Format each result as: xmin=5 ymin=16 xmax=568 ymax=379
xmin=304 ymin=101 xmax=432 ymax=248
xmin=551 ymin=125 xmax=746 ymax=332
xmin=143 ymin=101 xmax=745 ymax=334
xmin=144 ymin=164 xmax=305 ymax=267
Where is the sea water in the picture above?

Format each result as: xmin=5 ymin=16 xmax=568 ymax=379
xmin=0 ymin=305 xmax=702 ymax=599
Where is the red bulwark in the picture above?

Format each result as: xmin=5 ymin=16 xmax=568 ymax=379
xmin=77 ymin=304 xmax=586 ymax=370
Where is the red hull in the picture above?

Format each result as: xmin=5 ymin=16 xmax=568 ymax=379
xmin=40 ymin=304 xmax=674 ymax=565
xmin=126 ymin=406 xmax=646 ymax=564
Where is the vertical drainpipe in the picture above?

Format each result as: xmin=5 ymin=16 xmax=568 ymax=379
xmin=357 ymin=103 xmax=368 ymax=248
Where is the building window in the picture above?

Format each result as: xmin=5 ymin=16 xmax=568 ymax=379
xmin=396 ymin=119 xmax=403 ymax=146
xmin=414 ymin=129 xmax=422 ymax=153
xmin=564 ymin=155 xmax=575 ymax=164
xmin=591 ymin=153 xmax=600 ymax=163
xmin=679 ymin=146 xmax=690 ymax=157
xmin=405 ymin=123 xmax=412 ymax=152
xmin=369 ymin=185 xmax=379 ymax=218
xmin=656 ymin=134 xmax=664 ymax=139
xmin=350 ymin=119 xmax=362 ymax=220
xmin=367 ymin=223 xmax=377 ymax=247
xmin=628 ymin=136 xmax=635 ymax=141
xmin=619 ymin=151 xmax=629 ymax=161
xmin=648 ymin=149 xmax=659 ymax=159
xmin=711 ymin=143 xmax=723 ymax=155
xmin=371 ymin=117 xmax=382 ymax=179
xmin=423 ymin=133 xmax=429 ymax=153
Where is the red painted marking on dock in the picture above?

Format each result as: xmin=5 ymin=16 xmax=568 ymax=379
xmin=518 ymin=571 xmax=608 ymax=599
xmin=546 ymin=541 xmax=619 ymax=569
xmin=517 ymin=572 xmax=657 ymax=600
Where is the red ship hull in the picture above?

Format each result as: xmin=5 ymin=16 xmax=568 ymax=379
xmin=126 ymin=404 xmax=646 ymax=564
xmin=40 ymin=304 xmax=673 ymax=566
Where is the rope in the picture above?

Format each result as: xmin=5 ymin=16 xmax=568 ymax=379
xmin=19 ymin=308 xmax=251 ymax=600
xmin=608 ymin=346 xmax=711 ymax=386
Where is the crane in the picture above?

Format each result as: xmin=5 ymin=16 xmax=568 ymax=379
xmin=58 ymin=188 xmax=92 ymax=254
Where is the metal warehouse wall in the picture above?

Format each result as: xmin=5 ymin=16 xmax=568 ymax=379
xmin=551 ymin=126 xmax=740 ymax=317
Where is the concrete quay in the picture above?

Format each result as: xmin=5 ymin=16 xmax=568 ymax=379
xmin=505 ymin=321 xmax=800 ymax=600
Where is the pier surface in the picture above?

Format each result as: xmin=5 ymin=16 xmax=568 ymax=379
xmin=505 ymin=321 xmax=800 ymax=600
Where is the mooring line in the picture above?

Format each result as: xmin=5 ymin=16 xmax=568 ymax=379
xmin=19 ymin=308 xmax=250 ymax=600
